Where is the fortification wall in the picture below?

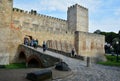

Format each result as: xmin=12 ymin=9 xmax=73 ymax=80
xmin=10 ymin=25 xmax=74 ymax=55
xmin=11 ymin=7 xmax=105 ymax=62
xmin=0 ymin=0 xmax=13 ymax=64
xmin=0 ymin=1 xmax=106 ymax=64
xmin=9 ymin=8 xmax=75 ymax=61
xmin=12 ymin=8 xmax=68 ymax=34
xmin=75 ymin=31 xmax=106 ymax=62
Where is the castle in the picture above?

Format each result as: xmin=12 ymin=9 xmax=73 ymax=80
xmin=0 ymin=0 xmax=106 ymax=65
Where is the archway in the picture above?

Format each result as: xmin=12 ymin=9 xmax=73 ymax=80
xmin=18 ymin=51 xmax=26 ymax=63
xmin=27 ymin=55 xmax=43 ymax=68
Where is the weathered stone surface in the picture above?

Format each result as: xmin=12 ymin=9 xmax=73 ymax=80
xmin=68 ymin=4 xmax=88 ymax=32
xmin=55 ymin=62 xmax=71 ymax=71
xmin=16 ymin=45 xmax=60 ymax=68
xmin=0 ymin=53 xmax=9 ymax=65
xmin=0 ymin=0 xmax=12 ymax=65
xmin=26 ymin=69 xmax=52 ymax=81
xmin=75 ymin=31 xmax=106 ymax=62
xmin=0 ymin=1 xmax=105 ymax=64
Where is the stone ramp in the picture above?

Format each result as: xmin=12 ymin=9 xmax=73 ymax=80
xmin=35 ymin=47 xmax=120 ymax=81
xmin=18 ymin=45 xmax=61 ymax=68
xmin=36 ymin=47 xmax=86 ymax=70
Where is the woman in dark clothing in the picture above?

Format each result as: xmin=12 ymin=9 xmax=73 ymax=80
xmin=42 ymin=41 xmax=46 ymax=52
xmin=71 ymin=48 xmax=75 ymax=56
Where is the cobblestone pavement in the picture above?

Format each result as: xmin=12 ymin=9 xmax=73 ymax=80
xmin=0 ymin=47 xmax=120 ymax=81
xmin=37 ymin=48 xmax=120 ymax=81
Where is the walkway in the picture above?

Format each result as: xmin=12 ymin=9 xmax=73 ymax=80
xmin=0 ymin=47 xmax=120 ymax=81
xmin=36 ymin=47 xmax=120 ymax=81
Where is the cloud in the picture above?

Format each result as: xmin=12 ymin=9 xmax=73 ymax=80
xmin=13 ymin=0 xmax=103 ymax=13
xmin=13 ymin=0 xmax=104 ymax=19
xmin=38 ymin=0 xmax=68 ymax=12
xmin=39 ymin=0 xmax=103 ymax=13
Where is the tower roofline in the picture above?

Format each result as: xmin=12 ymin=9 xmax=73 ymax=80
xmin=68 ymin=3 xmax=88 ymax=10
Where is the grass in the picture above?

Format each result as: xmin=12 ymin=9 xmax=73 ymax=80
xmin=98 ymin=55 xmax=120 ymax=66
xmin=5 ymin=63 xmax=26 ymax=69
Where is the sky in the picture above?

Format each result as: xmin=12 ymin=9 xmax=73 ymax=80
xmin=13 ymin=0 xmax=120 ymax=33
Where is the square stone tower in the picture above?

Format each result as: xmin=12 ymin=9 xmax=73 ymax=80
xmin=67 ymin=4 xmax=88 ymax=32
xmin=0 ymin=0 xmax=13 ymax=65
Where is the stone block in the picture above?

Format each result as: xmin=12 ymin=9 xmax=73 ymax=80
xmin=55 ymin=62 xmax=71 ymax=71
xmin=26 ymin=69 xmax=52 ymax=81
xmin=0 ymin=53 xmax=9 ymax=65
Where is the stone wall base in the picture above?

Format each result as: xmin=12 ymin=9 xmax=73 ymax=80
xmin=0 ymin=53 xmax=9 ymax=65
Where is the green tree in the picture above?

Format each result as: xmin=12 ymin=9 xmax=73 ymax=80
xmin=94 ymin=30 xmax=101 ymax=34
xmin=118 ymin=30 xmax=120 ymax=35
xmin=105 ymin=32 xmax=117 ymax=44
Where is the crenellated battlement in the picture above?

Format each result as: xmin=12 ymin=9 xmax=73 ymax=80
xmin=13 ymin=8 xmax=24 ymax=13
xmin=68 ymin=4 xmax=88 ymax=10
xmin=13 ymin=8 xmax=67 ymax=22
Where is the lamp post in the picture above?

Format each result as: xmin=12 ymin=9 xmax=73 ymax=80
xmin=116 ymin=41 xmax=119 ymax=62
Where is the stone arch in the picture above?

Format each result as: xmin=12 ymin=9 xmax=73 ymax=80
xmin=18 ymin=51 xmax=26 ymax=63
xmin=27 ymin=55 xmax=43 ymax=68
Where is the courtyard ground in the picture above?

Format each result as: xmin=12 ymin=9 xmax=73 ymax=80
xmin=0 ymin=48 xmax=120 ymax=81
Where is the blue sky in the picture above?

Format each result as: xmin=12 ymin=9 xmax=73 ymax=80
xmin=13 ymin=0 xmax=120 ymax=33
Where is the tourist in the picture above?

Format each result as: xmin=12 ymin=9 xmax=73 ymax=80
xmin=110 ymin=45 xmax=114 ymax=56
xmin=42 ymin=41 xmax=46 ymax=52
xmin=32 ymin=39 xmax=39 ymax=48
xmin=30 ymin=39 xmax=34 ymax=47
xmin=27 ymin=36 xmax=32 ymax=46
xmin=36 ymin=39 xmax=38 ymax=46
xmin=24 ymin=37 xmax=29 ymax=45
xmin=24 ymin=37 xmax=27 ymax=45
xmin=71 ymin=48 xmax=75 ymax=57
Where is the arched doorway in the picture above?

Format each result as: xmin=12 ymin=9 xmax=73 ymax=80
xmin=18 ymin=51 xmax=26 ymax=63
xmin=27 ymin=55 xmax=43 ymax=68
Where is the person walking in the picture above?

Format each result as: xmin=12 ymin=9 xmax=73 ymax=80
xmin=71 ymin=48 xmax=75 ymax=57
xmin=42 ymin=41 xmax=46 ymax=52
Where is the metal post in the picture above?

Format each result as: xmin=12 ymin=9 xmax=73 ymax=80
xmin=116 ymin=41 xmax=119 ymax=62
xmin=86 ymin=57 xmax=90 ymax=67
xmin=26 ymin=62 xmax=28 ymax=68
xmin=117 ymin=53 xmax=119 ymax=62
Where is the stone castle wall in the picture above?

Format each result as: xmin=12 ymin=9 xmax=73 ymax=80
xmin=12 ymin=8 xmax=68 ymax=34
xmin=10 ymin=16 xmax=74 ymax=63
xmin=67 ymin=4 xmax=88 ymax=32
xmin=75 ymin=31 xmax=106 ymax=62
xmin=0 ymin=1 xmax=106 ymax=64
xmin=11 ymin=8 xmax=75 ymax=56
xmin=76 ymin=5 xmax=88 ymax=32
xmin=0 ymin=0 xmax=13 ymax=64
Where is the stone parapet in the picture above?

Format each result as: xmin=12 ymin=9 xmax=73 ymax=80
xmin=13 ymin=8 xmax=67 ymax=22
xmin=74 ymin=31 xmax=106 ymax=62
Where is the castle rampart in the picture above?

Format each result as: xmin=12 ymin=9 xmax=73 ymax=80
xmin=0 ymin=0 xmax=13 ymax=64
xmin=75 ymin=31 xmax=106 ymax=62
xmin=12 ymin=8 xmax=68 ymax=34
xmin=0 ymin=0 xmax=106 ymax=64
